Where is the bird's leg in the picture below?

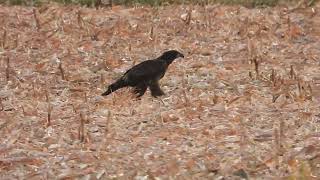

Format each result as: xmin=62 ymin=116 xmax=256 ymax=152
xmin=133 ymin=83 xmax=148 ymax=98
xmin=149 ymin=81 xmax=165 ymax=97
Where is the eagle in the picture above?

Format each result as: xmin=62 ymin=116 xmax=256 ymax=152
xmin=102 ymin=50 xmax=184 ymax=98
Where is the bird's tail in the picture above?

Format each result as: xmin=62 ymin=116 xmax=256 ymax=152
xmin=101 ymin=79 xmax=127 ymax=96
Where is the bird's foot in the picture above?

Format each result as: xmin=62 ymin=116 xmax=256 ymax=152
xmin=151 ymin=90 xmax=165 ymax=97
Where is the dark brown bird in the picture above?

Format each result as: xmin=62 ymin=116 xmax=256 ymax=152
xmin=102 ymin=50 xmax=184 ymax=98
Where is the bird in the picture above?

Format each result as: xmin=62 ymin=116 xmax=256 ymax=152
xmin=101 ymin=50 xmax=184 ymax=98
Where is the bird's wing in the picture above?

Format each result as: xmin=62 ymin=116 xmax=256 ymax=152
xmin=122 ymin=60 xmax=166 ymax=84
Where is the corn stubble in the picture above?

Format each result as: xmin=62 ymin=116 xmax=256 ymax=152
xmin=0 ymin=2 xmax=319 ymax=179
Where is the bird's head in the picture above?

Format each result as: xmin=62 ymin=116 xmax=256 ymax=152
xmin=159 ymin=50 xmax=184 ymax=64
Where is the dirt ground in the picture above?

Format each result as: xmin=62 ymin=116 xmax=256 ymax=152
xmin=1 ymin=2 xmax=320 ymax=179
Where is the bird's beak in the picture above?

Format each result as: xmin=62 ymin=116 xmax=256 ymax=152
xmin=179 ymin=53 xmax=184 ymax=58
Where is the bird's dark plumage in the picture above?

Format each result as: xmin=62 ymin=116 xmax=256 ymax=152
xmin=102 ymin=50 xmax=184 ymax=98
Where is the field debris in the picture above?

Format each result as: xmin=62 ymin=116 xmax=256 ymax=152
xmin=1 ymin=2 xmax=320 ymax=179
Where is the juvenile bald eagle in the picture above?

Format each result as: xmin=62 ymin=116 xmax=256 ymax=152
xmin=102 ymin=50 xmax=184 ymax=98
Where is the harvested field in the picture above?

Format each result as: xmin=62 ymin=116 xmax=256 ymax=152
xmin=0 ymin=2 xmax=320 ymax=179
